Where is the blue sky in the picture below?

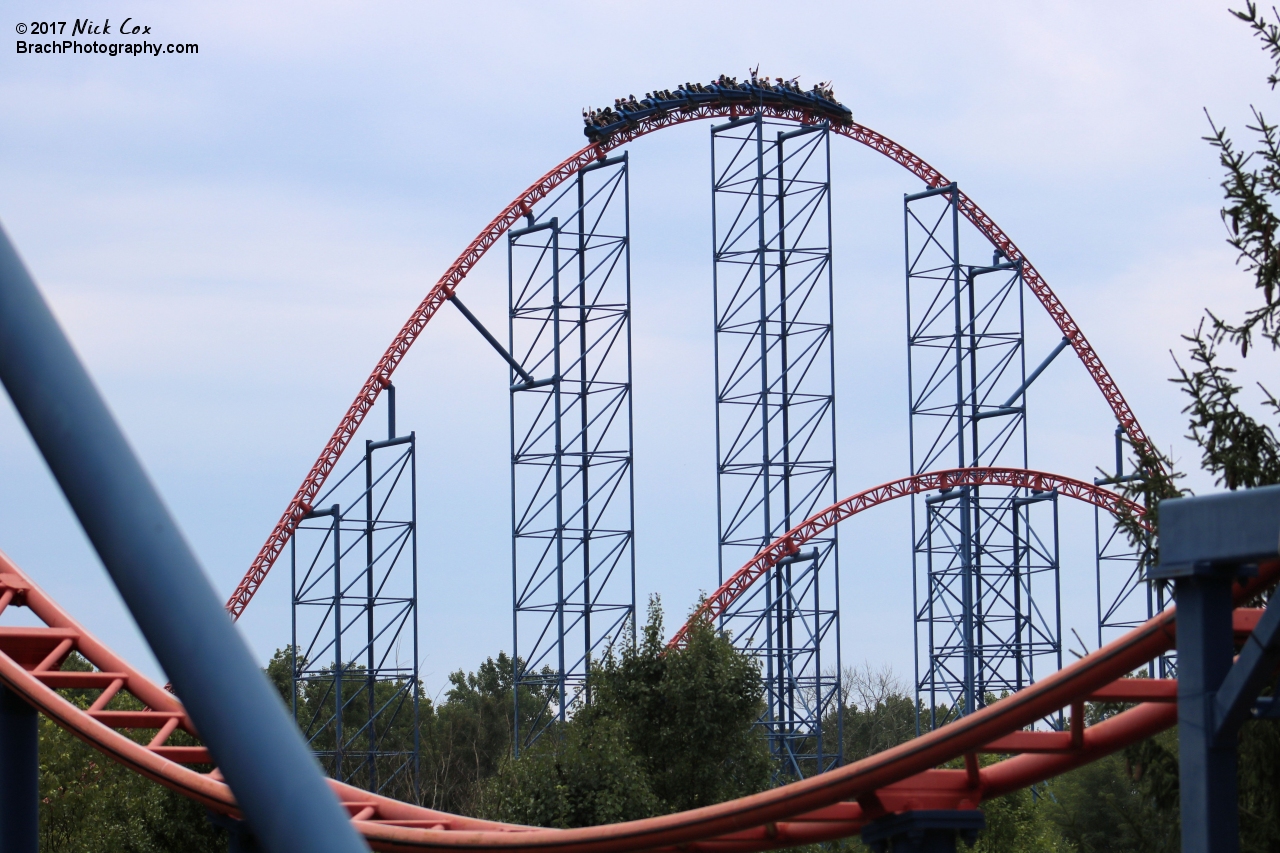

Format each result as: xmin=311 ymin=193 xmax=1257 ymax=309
xmin=0 ymin=0 xmax=1272 ymax=698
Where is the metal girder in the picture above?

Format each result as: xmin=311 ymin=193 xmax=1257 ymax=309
xmin=291 ymin=389 xmax=420 ymax=800
xmin=508 ymin=153 xmax=635 ymax=750
xmin=712 ymin=114 xmax=841 ymax=778
xmin=905 ymin=185 xmax=1063 ymax=729
xmin=1094 ymin=425 xmax=1170 ymax=678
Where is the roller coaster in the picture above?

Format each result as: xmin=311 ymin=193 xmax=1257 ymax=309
xmin=0 ymin=74 xmax=1275 ymax=853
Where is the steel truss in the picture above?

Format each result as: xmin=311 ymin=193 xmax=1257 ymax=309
xmin=711 ymin=114 xmax=842 ymax=778
xmin=508 ymin=154 xmax=636 ymax=750
xmin=905 ymin=184 xmax=1062 ymax=728
xmin=291 ymin=387 xmax=420 ymax=800
xmin=1094 ymin=426 xmax=1172 ymax=676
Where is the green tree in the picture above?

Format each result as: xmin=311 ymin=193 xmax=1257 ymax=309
xmin=477 ymin=715 xmax=660 ymax=828
xmin=426 ymin=652 xmax=554 ymax=815
xmin=837 ymin=664 xmax=920 ymax=763
xmin=971 ymin=784 xmax=1066 ymax=853
xmin=1041 ymin=750 xmax=1177 ymax=853
xmin=480 ymin=597 xmax=771 ymax=827
xmin=587 ymin=597 xmax=771 ymax=812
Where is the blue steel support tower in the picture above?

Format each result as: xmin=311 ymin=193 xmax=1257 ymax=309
xmin=508 ymin=154 xmax=636 ymax=751
xmin=1094 ymin=425 xmax=1171 ymax=676
xmin=711 ymin=115 xmax=842 ymax=778
xmin=291 ymin=386 xmax=421 ymax=800
xmin=905 ymin=184 xmax=1063 ymax=729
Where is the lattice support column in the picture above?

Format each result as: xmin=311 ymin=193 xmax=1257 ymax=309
xmin=905 ymin=184 xmax=1062 ymax=728
xmin=1094 ymin=425 xmax=1171 ymax=676
xmin=712 ymin=115 xmax=842 ymax=778
xmin=291 ymin=387 xmax=420 ymax=801
xmin=508 ymin=154 xmax=636 ymax=751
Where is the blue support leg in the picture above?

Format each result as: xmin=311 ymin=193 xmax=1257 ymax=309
xmin=1153 ymin=484 xmax=1280 ymax=853
xmin=1172 ymin=571 xmax=1239 ymax=853
xmin=0 ymin=685 xmax=37 ymax=853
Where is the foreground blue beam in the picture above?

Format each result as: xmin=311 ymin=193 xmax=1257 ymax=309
xmin=1153 ymin=484 xmax=1280 ymax=853
xmin=1215 ymin=589 xmax=1280 ymax=739
xmin=0 ymin=685 xmax=37 ymax=852
xmin=0 ymin=224 xmax=368 ymax=853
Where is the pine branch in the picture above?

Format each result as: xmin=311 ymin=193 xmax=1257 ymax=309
xmin=1233 ymin=2 xmax=1280 ymax=88
xmin=1172 ymin=319 xmax=1280 ymax=489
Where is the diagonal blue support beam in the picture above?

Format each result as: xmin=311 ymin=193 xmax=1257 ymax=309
xmin=0 ymin=225 xmax=368 ymax=853
xmin=448 ymin=294 xmax=538 ymax=387
xmin=1214 ymin=587 xmax=1280 ymax=742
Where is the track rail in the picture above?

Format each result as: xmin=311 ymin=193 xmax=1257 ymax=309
xmin=668 ymin=467 xmax=1148 ymax=649
xmin=6 ymin=475 xmax=1273 ymax=851
xmin=225 ymin=105 xmax=1151 ymax=620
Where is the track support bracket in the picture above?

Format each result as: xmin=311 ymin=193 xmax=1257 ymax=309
xmin=1152 ymin=484 xmax=1280 ymax=853
xmin=448 ymin=293 xmax=550 ymax=389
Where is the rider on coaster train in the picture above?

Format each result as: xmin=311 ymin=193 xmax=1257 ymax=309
xmin=581 ymin=74 xmax=850 ymax=141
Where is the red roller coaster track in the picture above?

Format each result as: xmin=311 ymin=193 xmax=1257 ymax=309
xmin=223 ymin=106 xmax=1153 ymax=620
xmin=667 ymin=467 xmax=1148 ymax=650
xmin=5 ymin=468 xmax=1271 ymax=852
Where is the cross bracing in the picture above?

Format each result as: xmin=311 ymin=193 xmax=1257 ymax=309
xmin=905 ymin=185 xmax=1063 ymax=731
xmin=1094 ymin=427 xmax=1171 ymax=677
xmin=711 ymin=115 xmax=842 ymax=779
xmin=916 ymin=488 xmax=1062 ymax=730
xmin=290 ymin=395 xmax=420 ymax=800
xmin=508 ymin=155 xmax=636 ymax=750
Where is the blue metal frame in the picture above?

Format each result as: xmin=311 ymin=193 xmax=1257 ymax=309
xmin=1094 ymin=425 xmax=1172 ymax=676
xmin=291 ymin=386 xmax=420 ymax=800
xmin=1153 ymin=484 xmax=1280 ymax=853
xmin=0 ymin=685 xmax=37 ymax=852
xmin=0 ymin=225 xmax=367 ymax=852
xmin=508 ymin=154 xmax=636 ymax=750
xmin=711 ymin=115 xmax=842 ymax=778
xmin=905 ymin=185 xmax=1062 ymax=728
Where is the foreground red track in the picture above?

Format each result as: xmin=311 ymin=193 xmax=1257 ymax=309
xmin=225 ymin=105 xmax=1154 ymax=620
xmin=6 ymin=478 xmax=1274 ymax=850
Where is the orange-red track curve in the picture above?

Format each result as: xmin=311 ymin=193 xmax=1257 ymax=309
xmin=668 ymin=467 xmax=1147 ymax=649
xmin=5 ymin=468 xmax=1275 ymax=852
xmin=224 ymin=105 xmax=1154 ymax=621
